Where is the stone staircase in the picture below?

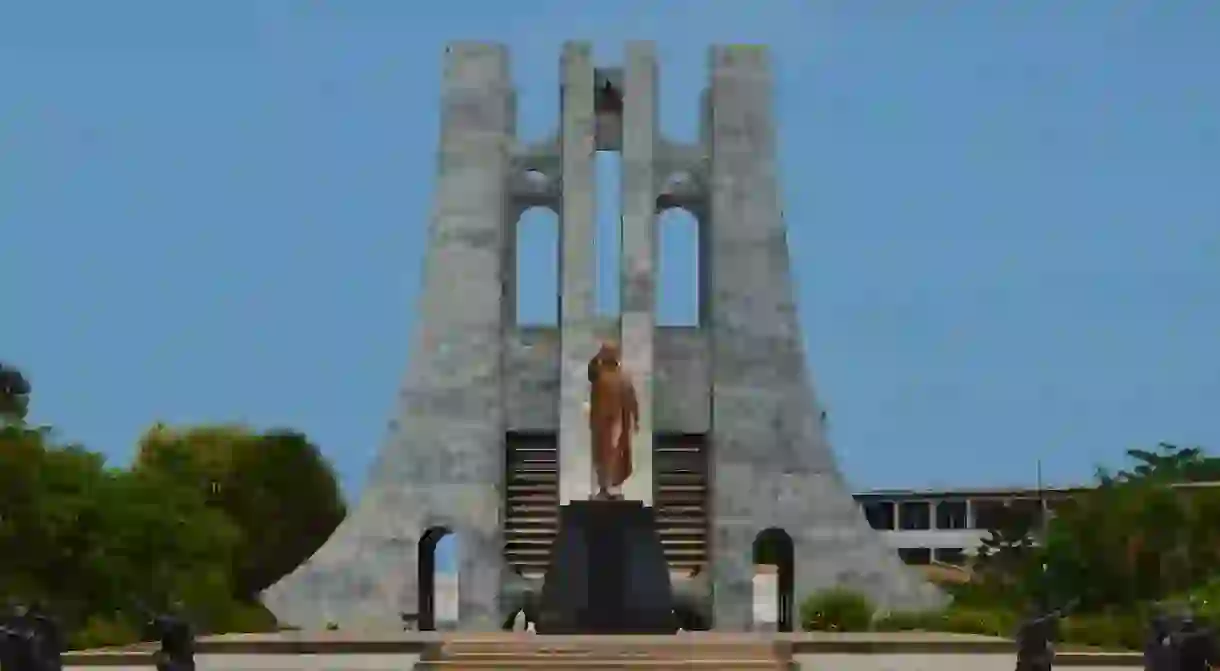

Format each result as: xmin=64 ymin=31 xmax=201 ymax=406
xmin=415 ymin=635 xmax=793 ymax=670
xmin=653 ymin=434 xmax=709 ymax=575
xmin=504 ymin=433 xmax=710 ymax=578
xmin=504 ymin=434 xmax=559 ymax=578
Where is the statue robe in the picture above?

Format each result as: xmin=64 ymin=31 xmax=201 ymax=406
xmin=587 ymin=359 xmax=638 ymax=490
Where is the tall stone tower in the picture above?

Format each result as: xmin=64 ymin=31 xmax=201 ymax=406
xmin=262 ymin=41 xmax=941 ymax=632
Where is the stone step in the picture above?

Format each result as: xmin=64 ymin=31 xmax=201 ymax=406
xmin=508 ymin=504 xmax=559 ymax=515
xmin=507 ymin=491 xmax=559 ymax=501
xmin=506 ymin=562 xmax=706 ymax=575
xmin=422 ymin=639 xmax=789 ymax=669
xmin=507 ymin=484 xmax=557 ymax=492
xmin=655 ymin=504 xmax=704 ymax=514
xmin=510 ymin=473 xmax=559 ymax=483
xmin=505 ymin=538 xmax=556 ymax=547
xmin=505 ymin=529 xmax=703 ymax=539
xmin=428 ymin=651 xmax=784 ymax=660
xmin=507 ymin=545 xmax=707 ymax=557
xmin=656 ymin=483 xmax=706 ymax=491
xmin=656 ymin=494 xmax=706 ymax=503
xmin=511 ymin=462 xmax=559 ymax=470
xmin=416 ymin=659 xmax=784 ymax=669
xmin=416 ymin=661 xmax=783 ymax=669
xmin=661 ymin=548 xmax=706 ymax=558
xmin=509 ymin=467 xmax=557 ymax=475
xmin=507 ymin=524 xmax=707 ymax=534
xmin=505 ymin=529 xmax=557 ymax=538
xmin=506 ymin=516 xmax=558 ymax=526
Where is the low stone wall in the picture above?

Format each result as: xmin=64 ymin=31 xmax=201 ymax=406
xmin=61 ymin=631 xmax=1143 ymax=670
xmin=795 ymin=653 xmax=1139 ymax=671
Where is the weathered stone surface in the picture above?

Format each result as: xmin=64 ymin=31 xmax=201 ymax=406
xmin=557 ymin=42 xmax=598 ymax=506
xmin=654 ymin=328 xmax=710 ymax=434
xmin=263 ymin=41 xmax=940 ymax=633
xmin=705 ymin=45 xmax=942 ymax=627
xmin=618 ymin=42 xmax=658 ymax=504
xmin=261 ymin=42 xmax=514 ymax=631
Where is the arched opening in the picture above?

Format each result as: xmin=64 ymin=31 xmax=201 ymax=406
xmin=752 ymin=528 xmax=795 ymax=632
xmin=417 ymin=526 xmax=456 ymax=631
xmin=657 ymin=208 xmax=700 ymax=326
xmin=516 ymin=207 xmax=559 ymax=326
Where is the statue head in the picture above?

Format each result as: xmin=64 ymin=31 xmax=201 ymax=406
xmin=595 ymin=341 xmax=621 ymax=367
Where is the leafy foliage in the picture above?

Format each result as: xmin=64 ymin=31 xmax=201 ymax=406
xmin=799 ymin=588 xmax=874 ymax=631
xmin=134 ymin=424 xmax=346 ymax=599
xmin=0 ymin=364 xmax=345 ymax=648
xmin=805 ymin=443 xmax=1220 ymax=650
xmin=1116 ymin=443 xmax=1220 ymax=483
xmin=0 ymin=425 xmax=240 ymax=638
xmin=966 ymin=443 xmax=1220 ymax=623
xmin=0 ymin=362 xmax=31 ymax=423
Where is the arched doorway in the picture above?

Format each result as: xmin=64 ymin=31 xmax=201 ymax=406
xmin=753 ymin=528 xmax=795 ymax=632
xmin=417 ymin=526 xmax=452 ymax=631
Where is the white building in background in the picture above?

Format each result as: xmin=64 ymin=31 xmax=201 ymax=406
xmin=852 ymin=481 xmax=1220 ymax=567
xmin=850 ymin=484 xmax=1070 ymax=567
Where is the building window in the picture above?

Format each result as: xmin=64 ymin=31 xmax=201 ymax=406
xmin=936 ymin=500 xmax=968 ymax=530
xmin=899 ymin=501 xmax=931 ymax=530
xmin=1011 ymin=498 xmax=1045 ymax=528
xmin=898 ymin=548 xmax=932 ymax=565
xmin=863 ymin=501 xmax=895 ymax=530
xmin=971 ymin=500 xmax=1007 ymax=529
xmin=935 ymin=548 xmax=966 ymax=565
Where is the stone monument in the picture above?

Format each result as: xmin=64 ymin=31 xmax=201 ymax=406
xmin=262 ymin=40 xmax=942 ymax=631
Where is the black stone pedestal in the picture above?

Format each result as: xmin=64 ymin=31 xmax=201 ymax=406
xmin=536 ymin=500 xmax=677 ymax=634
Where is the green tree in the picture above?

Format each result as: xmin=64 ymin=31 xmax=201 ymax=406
xmin=134 ymin=424 xmax=346 ymax=599
xmin=0 ymin=424 xmax=241 ymax=635
xmin=0 ymin=362 xmax=31 ymax=424
xmin=1025 ymin=445 xmax=1220 ymax=612
xmin=1118 ymin=443 xmax=1220 ymax=483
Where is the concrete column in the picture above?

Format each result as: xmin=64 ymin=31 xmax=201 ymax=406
xmin=707 ymin=44 xmax=785 ymax=630
xmin=558 ymin=42 xmax=598 ymax=505
xmin=618 ymin=42 xmax=658 ymax=505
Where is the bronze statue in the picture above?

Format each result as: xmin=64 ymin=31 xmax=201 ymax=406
xmin=587 ymin=342 xmax=639 ymax=500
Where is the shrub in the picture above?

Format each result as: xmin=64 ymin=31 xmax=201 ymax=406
xmin=1059 ymin=613 xmax=1143 ymax=651
xmin=874 ymin=607 xmax=1013 ymax=637
xmin=70 ymin=614 xmax=142 ymax=651
xmin=799 ymin=588 xmax=874 ymax=632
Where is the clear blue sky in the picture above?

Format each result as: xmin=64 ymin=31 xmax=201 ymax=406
xmin=3 ymin=2 xmax=1218 ymax=574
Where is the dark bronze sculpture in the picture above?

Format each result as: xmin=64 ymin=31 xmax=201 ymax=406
xmin=1015 ymin=605 xmax=1065 ymax=671
xmin=148 ymin=610 xmax=194 ymax=671
xmin=0 ymin=602 xmax=61 ymax=671
xmin=1171 ymin=614 xmax=1219 ymax=671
